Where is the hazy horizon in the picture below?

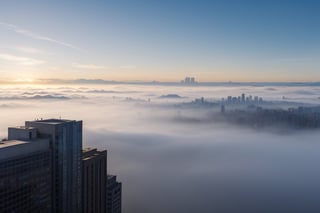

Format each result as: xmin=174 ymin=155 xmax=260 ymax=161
xmin=1 ymin=83 xmax=320 ymax=212
xmin=2 ymin=78 xmax=320 ymax=85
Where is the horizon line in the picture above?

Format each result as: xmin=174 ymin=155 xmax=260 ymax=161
xmin=1 ymin=78 xmax=320 ymax=85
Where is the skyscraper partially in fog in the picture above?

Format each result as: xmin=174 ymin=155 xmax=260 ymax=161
xmin=26 ymin=119 xmax=83 ymax=213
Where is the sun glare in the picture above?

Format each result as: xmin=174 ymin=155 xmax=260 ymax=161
xmin=13 ymin=78 xmax=35 ymax=83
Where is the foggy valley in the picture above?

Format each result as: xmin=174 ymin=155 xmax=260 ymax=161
xmin=1 ymin=84 xmax=320 ymax=213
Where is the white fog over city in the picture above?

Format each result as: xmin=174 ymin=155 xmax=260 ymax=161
xmin=1 ymin=83 xmax=320 ymax=213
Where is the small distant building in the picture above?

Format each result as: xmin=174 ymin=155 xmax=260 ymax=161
xmin=182 ymin=77 xmax=196 ymax=84
xmin=241 ymin=93 xmax=245 ymax=103
xmin=107 ymin=175 xmax=122 ymax=213
xmin=232 ymin=97 xmax=237 ymax=103
xmin=221 ymin=105 xmax=225 ymax=114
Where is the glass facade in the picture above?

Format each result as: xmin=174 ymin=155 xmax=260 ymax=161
xmin=0 ymin=150 xmax=52 ymax=213
xmin=26 ymin=119 xmax=82 ymax=213
xmin=107 ymin=175 xmax=122 ymax=213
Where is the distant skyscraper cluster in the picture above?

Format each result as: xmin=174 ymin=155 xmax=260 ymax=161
xmin=181 ymin=76 xmax=196 ymax=84
xmin=0 ymin=119 xmax=121 ymax=213
xmin=222 ymin=93 xmax=263 ymax=105
xmin=219 ymin=105 xmax=320 ymax=129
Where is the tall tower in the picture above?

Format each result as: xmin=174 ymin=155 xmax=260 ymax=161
xmin=25 ymin=119 xmax=82 ymax=213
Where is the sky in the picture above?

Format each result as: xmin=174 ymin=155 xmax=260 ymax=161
xmin=0 ymin=0 xmax=319 ymax=82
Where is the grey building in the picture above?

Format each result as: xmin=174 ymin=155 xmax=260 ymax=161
xmin=107 ymin=175 xmax=122 ymax=213
xmin=0 ymin=134 xmax=52 ymax=212
xmin=82 ymin=148 xmax=107 ymax=213
xmin=25 ymin=119 xmax=83 ymax=213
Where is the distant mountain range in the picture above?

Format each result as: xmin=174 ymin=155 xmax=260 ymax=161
xmin=2 ymin=78 xmax=320 ymax=87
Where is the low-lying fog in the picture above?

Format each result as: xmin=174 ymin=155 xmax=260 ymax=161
xmin=1 ymin=84 xmax=320 ymax=213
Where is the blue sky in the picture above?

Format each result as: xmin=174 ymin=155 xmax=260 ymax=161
xmin=0 ymin=0 xmax=319 ymax=82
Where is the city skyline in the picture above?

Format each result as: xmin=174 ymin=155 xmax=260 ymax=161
xmin=0 ymin=0 xmax=319 ymax=82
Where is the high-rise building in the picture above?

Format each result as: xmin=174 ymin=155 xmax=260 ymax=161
xmin=0 ymin=130 xmax=52 ymax=212
xmin=25 ymin=119 xmax=83 ymax=213
xmin=1 ymin=118 xmax=122 ymax=213
xmin=183 ymin=76 xmax=196 ymax=84
xmin=82 ymin=148 xmax=107 ymax=213
xmin=107 ymin=175 xmax=122 ymax=213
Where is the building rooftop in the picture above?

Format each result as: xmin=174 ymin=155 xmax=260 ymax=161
xmin=0 ymin=140 xmax=28 ymax=149
xmin=9 ymin=126 xmax=36 ymax=130
xmin=0 ymin=138 xmax=50 ymax=161
xmin=83 ymin=147 xmax=96 ymax=153
xmin=27 ymin=118 xmax=79 ymax=125
xmin=107 ymin=175 xmax=117 ymax=179
xmin=82 ymin=147 xmax=107 ymax=161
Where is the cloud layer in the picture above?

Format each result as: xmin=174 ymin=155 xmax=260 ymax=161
xmin=72 ymin=63 xmax=110 ymax=70
xmin=0 ymin=84 xmax=320 ymax=213
xmin=0 ymin=53 xmax=45 ymax=65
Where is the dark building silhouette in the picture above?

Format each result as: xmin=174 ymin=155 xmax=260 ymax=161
xmin=0 ymin=134 xmax=52 ymax=212
xmin=241 ymin=93 xmax=245 ymax=102
xmin=181 ymin=77 xmax=196 ymax=84
xmin=107 ymin=175 xmax=122 ymax=213
xmin=82 ymin=148 xmax=107 ymax=213
xmin=26 ymin=119 xmax=83 ymax=213
xmin=1 ymin=119 xmax=122 ymax=213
